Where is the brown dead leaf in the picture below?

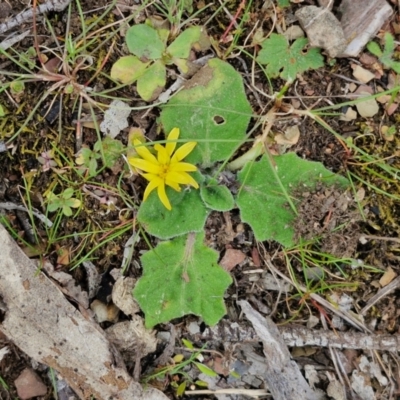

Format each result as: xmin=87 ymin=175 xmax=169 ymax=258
xmin=379 ymin=267 xmax=397 ymax=287
xmin=251 ymin=247 xmax=261 ymax=267
xmin=220 ymin=249 xmax=246 ymax=271
xmin=275 ymin=125 xmax=300 ymax=146
xmin=56 ymin=246 xmax=70 ymax=266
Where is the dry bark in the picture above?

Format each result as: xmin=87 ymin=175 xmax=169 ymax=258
xmin=193 ymin=319 xmax=400 ymax=352
xmin=0 ymin=224 xmax=167 ymax=400
xmin=239 ymin=300 xmax=323 ymax=400
xmin=0 ymin=0 xmax=72 ymax=34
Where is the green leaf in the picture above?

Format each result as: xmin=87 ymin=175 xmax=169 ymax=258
xmin=101 ymin=136 xmax=124 ymax=168
xmin=167 ymin=26 xmax=210 ymax=59
xmin=366 ymin=41 xmax=383 ymax=58
xmin=110 ymin=55 xmax=149 ymax=84
xmin=182 ymin=338 xmax=194 ymax=350
xmin=47 ymin=202 xmax=60 ymax=213
xmin=62 ymin=205 xmax=73 ymax=217
xmin=194 ymin=362 xmax=218 ymax=377
xmin=367 ymin=33 xmax=400 ymax=74
xmin=277 ymin=0 xmax=290 ymax=6
xmin=137 ymin=59 xmax=166 ymax=101
xmin=125 ymin=24 xmax=165 ymax=60
xmin=0 ymin=104 xmax=6 ymax=117
xmin=133 ymin=232 xmax=232 ymax=328
xmin=382 ymin=32 xmax=395 ymax=58
xmin=62 ymin=188 xmax=74 ymax=199
xmin=65 ymin=198 xmax=81 ymax=209
xmin=200 ymin=178 xmax=234 ymax=212
xmin=194 ymin=380 xmax=208 ymax=387
xmin=137 ymin=186 xmax=208 ymax=239
xmin=391 ymin=62 xmax=400 ymax=74
xmin=176 ymin=381 xmax=186 ymax=397
xmin=89 ymin=157 xmax=98 ymax=177
xmin=160 ymin=59 xmax=252 ymax=167
xmin=236 ymin=153 xmax=349 ymax=246
xmin=256 ymin=33 xmax=324 ymax=82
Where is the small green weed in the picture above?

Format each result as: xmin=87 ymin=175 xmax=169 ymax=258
xmin=256 ymin=33 xmax=324 ymax=82
xmin=367 ymin=32 xmax=400 ymax=74
xmin=142 ymin=339 xmax=217 ymax=397
xmin=47 ymin=188 xmax=82 ymax=217
xmin=111 ymin=23 xmax=210 ymax=101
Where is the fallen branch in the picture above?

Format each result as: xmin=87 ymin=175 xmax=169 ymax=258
xmin=193 ymin=320 xmax=400 ymax=352
xmin=239 ymin=300 xmax=322 ymax=400
xmin=0 ymin=0 xmax=72 ymax=34
xmin=0 ymin=224 xmax=167 ymax=400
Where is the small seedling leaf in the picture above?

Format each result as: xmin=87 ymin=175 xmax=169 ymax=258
xmin=236 ymin=153 xmax=349 ymax=246
xmin=173 ymin=354 xmax=185 ymax=363
xmin=368 ymin=33 xmax=400 ymax=73
xmin=125 ymin=24 xmax=165 ymax=60
xmin=133 ymin=232 xmax=232 ymax=328
xmin=230 ymin=370 xmax=241 ymax=379
xmin=137 ymin=186 xmax=208 ymax=239
xmin=167 ymin=26 xmax=210 ymax=59
xmin=62 ymin=188 xmax=74 ymax=199
xmin=110 ymin=55 xmax=149 ymax=84
xmin=89 ymin=157 xmax=98 ymax=177
xmin=160 ymin=59 xmax=252 ymax=166
xmin=366 ymin=41 xmax=383 ymax=58
xmin=47 ymin=202 xmax=60 ymax=213
xmin=256 ymin=33 xmax=324 ymax=82
xmin=182 ymin=338 xmax=194 ymax=350
xmin=195 ymin=380 xmax=209 ymax=387
xmin=176 ymin=381 xmax=186 ymax=397
xmin=137 ymin=59 xmax=166 ymax=101
xmin=200 ymin=179 xmax=235 ymax=211
xmin=65 ymin=198 xmax=81 ymax=209
xmin=101 ymin=137 xmax=124 ymax=168
xmin=194 ymin=362 xmax=218 ymax=377
xmin=62 ymin=205 xmax=73 ymax=217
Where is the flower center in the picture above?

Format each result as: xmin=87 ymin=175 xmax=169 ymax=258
xmin=159 ymin=163 xmax=169 ymax=179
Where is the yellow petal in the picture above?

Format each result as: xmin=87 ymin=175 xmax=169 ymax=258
xmin=171 ymin=142 xmax=197 ymax=162
xmin=143 ymin=176 xmax=162 ymax=201
xmin=128 ymin=157 xmax=160 ymax=174
xmin=165 ymin=178 xmax=182 ymax=192
xmin=154 ymin=143 xmax=171 ymax=165
xmin=157 ymin=182 xmax=171 ymax=210
xmin=134 ymin=140 xmax=158 ymax=164
xmin=165 ymin=128 xmax=179 ymax=157
xmin=166 ymin=171 xmax=199 ymax=189
xmin=133 ymin=139 xmax=157 ymax=164
xmin=142 ymin=172 xmax=159 ymax=182
xmin=169 ymin=161 xmax=197 ymax=172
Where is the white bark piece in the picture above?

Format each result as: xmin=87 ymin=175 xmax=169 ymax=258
xmin=238 ymin=300 xmax=322 ymax=400
xmin=112 ymin=276 xmax=140 ymax=316
xmin=0 ymin=224 xmax=168 ymax=400
xmin=0 ymin=0 xmax=72 ymax=34
xmin=340 ymin=0 xmax=393 ymax=57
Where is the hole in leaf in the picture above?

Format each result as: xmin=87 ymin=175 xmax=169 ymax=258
xmin=213 ymin=115 xmax=226 ymax=125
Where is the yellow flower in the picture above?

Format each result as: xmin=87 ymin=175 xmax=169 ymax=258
xmin=128 ymin=128 xmax=199 ymax=210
